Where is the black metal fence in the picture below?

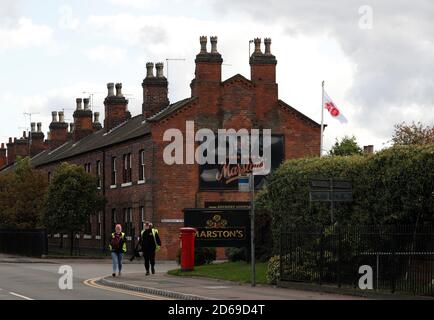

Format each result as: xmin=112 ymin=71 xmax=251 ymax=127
xmin=0 ymin=229 xmax=48 ymax=257
xmin=280 ymin=225 xmax=434 ymax=296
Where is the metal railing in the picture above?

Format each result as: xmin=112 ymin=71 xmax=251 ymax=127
xmin=280 ymin=225 xmax=434 ymax=296
xmin=0 ymin=229 xmax=48 ymax=257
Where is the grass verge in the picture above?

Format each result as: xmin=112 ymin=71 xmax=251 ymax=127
xmin=167 ymin=261 xmax=268 ymax=284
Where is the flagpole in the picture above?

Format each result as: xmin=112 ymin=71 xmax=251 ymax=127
xmin=320 ymin=81 xmax=325 ymax=157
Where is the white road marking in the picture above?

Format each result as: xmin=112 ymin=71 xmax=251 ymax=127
xmin=8 ymin=292 xmax=34 ymax=300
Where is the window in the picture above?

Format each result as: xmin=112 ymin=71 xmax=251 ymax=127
xmin=84 ymin=163 xmax=91 ymax=173
xmin=111 ymin=157 xmax=117 ymax=186
xmin=97 ymin=212 xmax=102 ymax=236
xmin=123 ymin=153 xmax=132 ymax=183
xmin=85 ymin=215 xmax=92 ymax=234
xmin=111 ymin=208 xmax=117 ymax=228
xmin=124 ymin=207 xmax=133 ymax=235
xmin=139 ymin=150 xmax=145 ymax=182
xmin=96 ymin=160 xmax=102 ymax=188
xmin=140 ymin=206 xmax=145 ymax=231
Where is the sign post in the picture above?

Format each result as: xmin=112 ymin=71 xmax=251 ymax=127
xmin=250 ymin=173 xmax=256 ymax=287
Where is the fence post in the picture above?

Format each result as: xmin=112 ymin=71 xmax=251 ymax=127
xmin=280 ymin=224 xmax=284 ymax=283
xmin=337 ymin=225 xmax=341 ymax=288
xmin=319 ymin=228 xmax=324 ymax=286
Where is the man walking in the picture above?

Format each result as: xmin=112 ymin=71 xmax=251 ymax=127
xmin=140 ymin=221 xmax=162 ymax=276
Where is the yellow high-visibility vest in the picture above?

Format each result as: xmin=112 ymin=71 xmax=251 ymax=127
xmin=109 ymin=232 xmax=127 ymax=253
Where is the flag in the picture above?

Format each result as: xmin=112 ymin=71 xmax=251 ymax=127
xmin=323 ymin=91 xmax=348 ymax=124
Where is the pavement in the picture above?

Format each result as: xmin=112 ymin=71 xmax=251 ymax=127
xmin=98 ymin=271 xmax=366 ymax=300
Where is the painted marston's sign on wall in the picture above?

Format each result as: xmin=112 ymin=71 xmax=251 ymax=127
xmin=199 ymin=135 xmax=284 ymax=190
xmin=183 ymin=208 xmax=250 ymax=247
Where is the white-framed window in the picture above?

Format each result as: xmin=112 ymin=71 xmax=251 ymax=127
xmin=111 ymin=157 xmax=117 ymax=186
xmin=139 ymin=150 xmax=145 ymax=182
xmin=97 ymin=212 xmax=102 ymax=236
xmin=123 ymin=153 xmax=132 ymax=183
xmin=96 ymin=160 xmax=102 ymax=188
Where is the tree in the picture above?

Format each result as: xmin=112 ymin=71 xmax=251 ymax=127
xmin=392 ymin=121 xmax=434 ymax=146
xmin=329 ymin=135 xmax=363 ymax=156
xmin=0 ymin=157 xmax=48 ymax=229
xmin=42 ymin=162 xmax=105 ymax=255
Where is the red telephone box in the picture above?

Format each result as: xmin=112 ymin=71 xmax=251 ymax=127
xmin=179 ymin=227 xmax=197 ymax=272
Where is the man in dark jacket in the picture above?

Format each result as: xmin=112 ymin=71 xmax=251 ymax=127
xmin=140 ymin=221 xmax=162 ymax=276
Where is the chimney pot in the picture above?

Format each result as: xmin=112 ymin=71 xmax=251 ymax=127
xmin=37 ymin=123 xmax=42 ymax=132
xmin=155 ymin=62 xmax=165 ymax=78
xmin=94 ymin=112 xmax=100 ymax=123
xmin=254 ymin=38 xmax=262 ymax=54
xmin=76 ymin=98 xmax=83 ymax=110
xmin=52 ymin=111 xmax=58 ymax=123
xmin=70 ymin=123 xmax=74 ymax=132
xmin=146 ymin=62 xmax=155 ymax=78
xmin=115 ymin=83 xmax=123 ymax=97
xmin=83 ymin=98 xmax=90 ymax=110
xmin=107 ymin=83 xmax=115 ymax=97
xmin=31 ymin=122 xmax=36 ymax=132
xmin=200 ymin=36 xmax=208 ymax=53
xmin=58 ymin=111 xmax=65 ymax=123
xmin=264 ymin=38 xmax=272 ymax=55
xmin=23 ymin=131 xmax=27 ymax=139
xmin=210 ymin=36 xmax=218 ymax=53
xmin=8 ymin=137 xmax=12 ymax=144
xmin=1 ymin=143 xmax=4 ymax=149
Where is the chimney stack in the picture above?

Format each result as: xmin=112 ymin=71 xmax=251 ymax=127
xmin=190 ymin=35 xmax=223 ymax=99
xmin=142 ymin=63 xmax=169 ymax=119
xmin=30 ymin=122 xmax=46 ymax=156
xmin=0 ymin=143 xmax=6 ymax=169
xmin=49 ymin=110 xmax=68 ymax=149
xmin=364 ymin=145 xmax=374 ymax=154
xmin=73 ymin=97 xmax=93 ymax=141
xmin=104 ymin=82 xmax=129 ymax=131
xmin=250 ymin=37 xmax=277 ymax=84
xmin=6 ymin=137 xmax=15 ymax=165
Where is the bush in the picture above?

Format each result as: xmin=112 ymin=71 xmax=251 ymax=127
xmin=176 ymin=247 xmax=216 ymax=266
xmin=266 ymin=255 xmax=280 ymax=284
xmin=257 ymin=144 xmax=434 ymax=253
xmin=225 ymin=247 xmax=247 ymax=262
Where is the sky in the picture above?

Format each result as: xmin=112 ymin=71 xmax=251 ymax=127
xmin=0 ymin=0 xmax=433 ymax=153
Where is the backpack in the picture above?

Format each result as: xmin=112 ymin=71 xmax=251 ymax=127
xmin=111 ymin=233 xmax=122 ymax=250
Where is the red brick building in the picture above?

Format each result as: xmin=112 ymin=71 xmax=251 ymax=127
xmin=0 ymin=37 xmax=321 ymax=259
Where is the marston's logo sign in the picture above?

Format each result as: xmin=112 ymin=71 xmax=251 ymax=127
xmin=184 ymin=209 xmax=250 ymax=248
xmin=216 ymin=162 xmax=264 ymax=184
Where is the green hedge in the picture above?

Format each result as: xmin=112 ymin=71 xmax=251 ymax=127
xmin=256 ymin=144 xmax=434 ymax=255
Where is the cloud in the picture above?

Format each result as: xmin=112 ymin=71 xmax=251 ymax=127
xmin=0 ymin=17 xmax=53 ymax=51
xmin=107 ymin=0 xmax=155 ymax=9
xmin=83 ymin=45 xmax=127 ymax=63
xmin=212 ymin=0 xmax=434 ymax=148
xmin=58 ymin=5 xmax=80 ymax=30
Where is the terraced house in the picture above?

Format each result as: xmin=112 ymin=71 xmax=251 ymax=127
xmin=0 ymin=37 xmax=321 ymax=259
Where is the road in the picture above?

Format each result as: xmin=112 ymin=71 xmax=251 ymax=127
xmin=0 ymin=259 xmax=176 ymax=300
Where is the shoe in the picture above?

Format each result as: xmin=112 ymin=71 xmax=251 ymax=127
xmin=118 ymin=272 xmax=122 ymax=277
xmin=112 ymin=273 xmax=116 ymax=277
xmin=151 ymin=267 xmax=155 ymax=274
xmin=146 ymin=271 xmax=150 ymax=276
